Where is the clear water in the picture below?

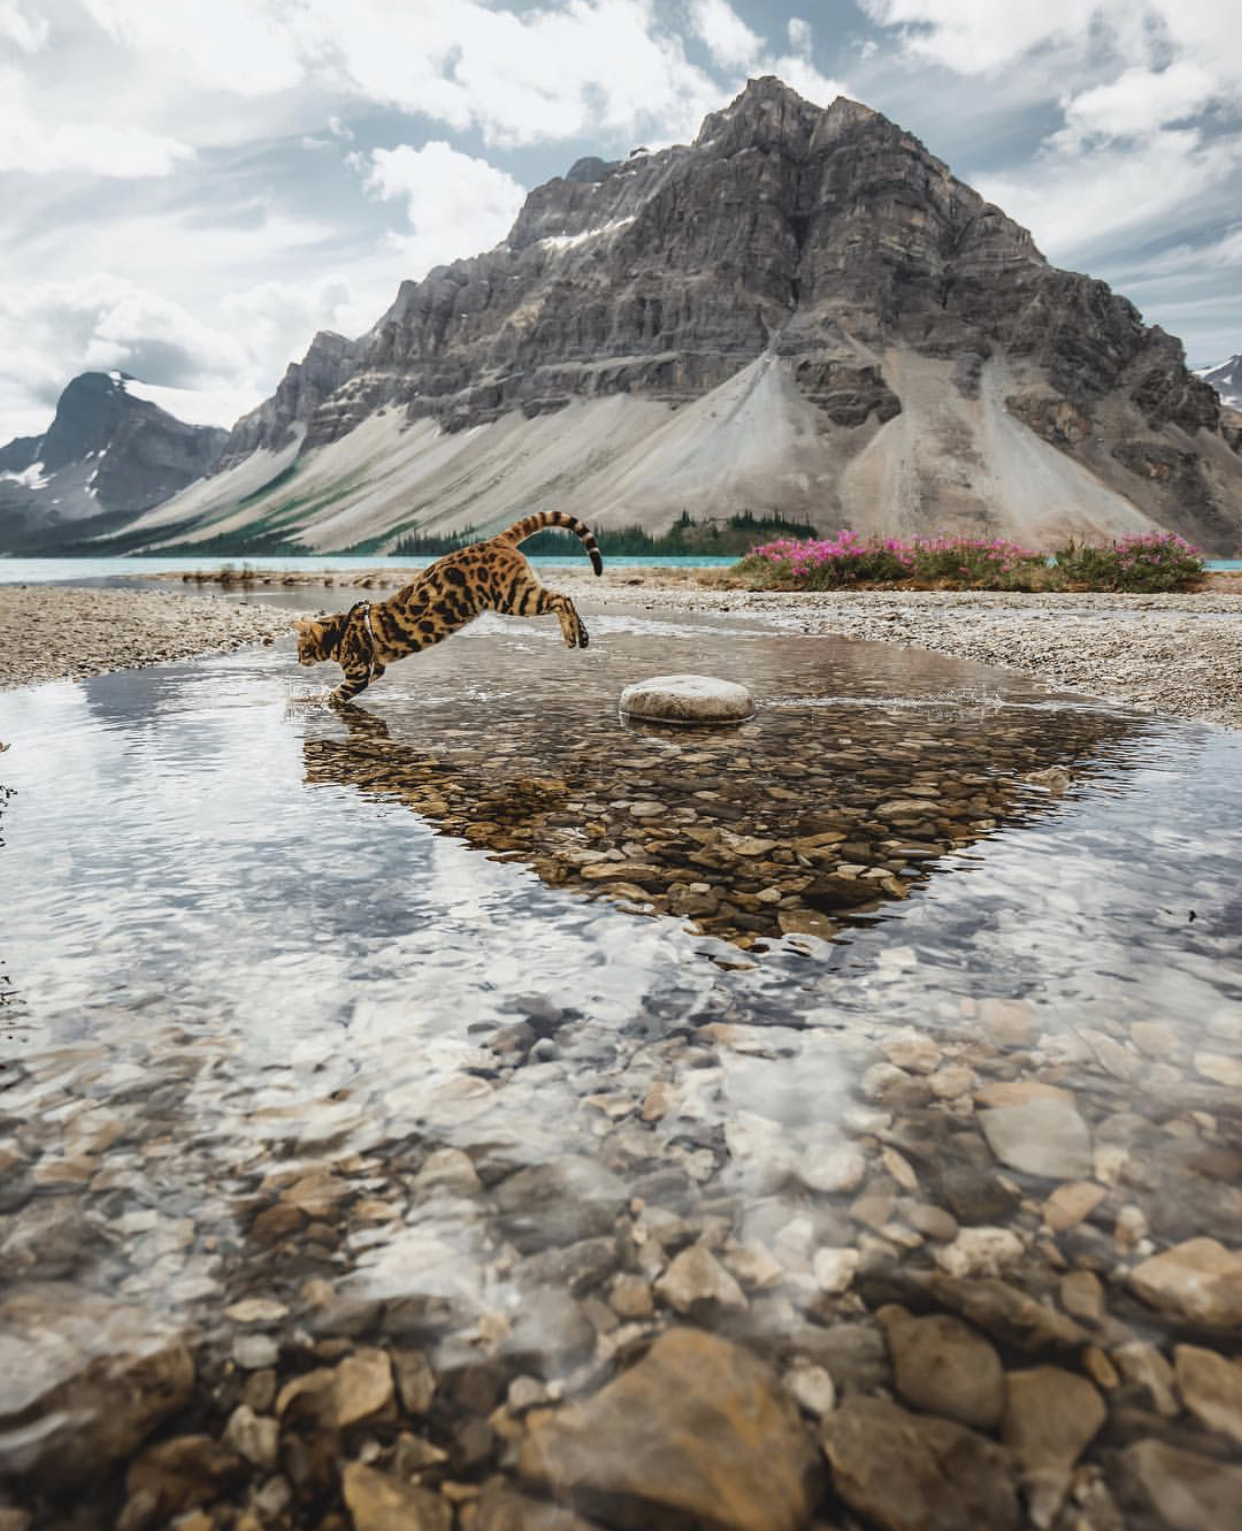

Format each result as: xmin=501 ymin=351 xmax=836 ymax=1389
xmin=2 ymin=606 xmax=1241 ymax=1512
xmin=0 ymin=554 xmax=738 ymax=584
xmin=1 ymin=554 xmax=1240 ymax=584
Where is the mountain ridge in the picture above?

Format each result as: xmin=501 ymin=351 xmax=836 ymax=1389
xmin=0 ymin=372 xmax=227 ymax=552
xmin=94 ymin=78 xmax=1242 ymax=555
xmin=1197 ymin=353 xmax=1242 ymax=412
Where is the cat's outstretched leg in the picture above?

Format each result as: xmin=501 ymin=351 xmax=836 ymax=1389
xmin=504 ymin=574 xmax=589 ymax=648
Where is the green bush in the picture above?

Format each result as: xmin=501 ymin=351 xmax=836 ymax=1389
xmin=1054 ymin=532 xmax=1204 ymax=592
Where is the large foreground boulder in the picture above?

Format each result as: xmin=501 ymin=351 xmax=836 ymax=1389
xmin=0 ymin=1282 xmax=194 ymax=1483
xmin=518 ymin=1327 xmax=821 ymax=1531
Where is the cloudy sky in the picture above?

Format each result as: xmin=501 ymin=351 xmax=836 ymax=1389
xmin=2 ymin=0 xmax=1240 ymax=441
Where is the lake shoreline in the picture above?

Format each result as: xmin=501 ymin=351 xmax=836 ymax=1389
xmin=2 ymin=575 xmax=1240 ymax=729
xmin=161 ymin=565 xmax=1242 ymax=730
xmin=0 ymin=586 xmax=290 ymax=691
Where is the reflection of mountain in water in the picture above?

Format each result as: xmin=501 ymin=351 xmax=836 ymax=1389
xmin=301 ymin=646 xmax=1145 ymax=950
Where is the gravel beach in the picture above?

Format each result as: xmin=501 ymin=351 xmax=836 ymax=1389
xmin=0 ymin=586 xmax=291 ymax=690
xmin=171 ymin=566 xmax=1242 ymax=730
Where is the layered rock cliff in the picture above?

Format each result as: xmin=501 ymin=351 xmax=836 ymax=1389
xmin=133 ymin=78 xmax=1242 ymax=554
xmin=0 ymin=373 xmax=227 ymax=551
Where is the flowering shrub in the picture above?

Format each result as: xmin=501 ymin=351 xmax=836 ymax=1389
xmin=1053 ymin=532 xmax=1204 ymax=592
xmin=741 ymin=531 xmax=912 ymax=587
xmin=738 ymin=532 xmax=1045 ymax=590
xmin=906 ymin=536 xmax=1046 ymax=589
xmin=736 ymin=528 xmax=1205 ymax=592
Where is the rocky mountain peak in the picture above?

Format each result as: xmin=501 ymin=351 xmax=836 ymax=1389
xmin=1196 ymin=352 xmax=1242 ymax=410
xmin=0 ymin=372 xmax=227 ymax=551
xmin=136 ymin=79 xmax=1242 ymax=556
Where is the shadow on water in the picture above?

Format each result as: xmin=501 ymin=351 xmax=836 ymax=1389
xmin=2 ymin=606 xmax=1242 ymax=1525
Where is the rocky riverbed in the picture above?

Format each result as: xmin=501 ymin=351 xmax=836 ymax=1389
xmin=2 ymin=598 xmax=1241 ymax=1531
xmin=168 ymin=567 xmax=1242 ymax=730
xmin=0 ymin=586 xmax=289 ymax=689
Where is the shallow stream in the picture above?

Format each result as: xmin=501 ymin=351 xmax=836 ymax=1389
xmin=2 ymin=604 xmax=1241 ymax=1527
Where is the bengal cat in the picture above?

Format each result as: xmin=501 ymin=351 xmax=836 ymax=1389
xmin=294 ymin=510 xmax=602 ymax=705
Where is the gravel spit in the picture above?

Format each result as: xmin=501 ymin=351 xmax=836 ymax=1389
xmin=0 ymin=586 xmax=290 ymax=690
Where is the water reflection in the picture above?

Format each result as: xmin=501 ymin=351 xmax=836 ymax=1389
xmin=303 ymin=634 xmax=1146 ymax=949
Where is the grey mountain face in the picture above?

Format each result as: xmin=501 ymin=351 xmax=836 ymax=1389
xmin=1197 ymin=353 xmax=1242 ymax=411
xmin=139 ymin=78 xmax=1242 ymax=554
xmin=0 ymin=373 xmax=227 ymax=552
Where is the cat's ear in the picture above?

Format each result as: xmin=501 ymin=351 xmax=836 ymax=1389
xmin=293 ymin=618 xmax=313 ymax=633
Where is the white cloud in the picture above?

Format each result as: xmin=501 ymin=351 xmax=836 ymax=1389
xmin=0 ymin=269 xmax=381 ymax=441
xmin=359 ymin=141 xmax=527 ymax=280
xmin=0 ymin=0 xmax=48 ymax=52
xmin=80 ymin=0 xmax=305 ymax=96
xmin=689 ymin=0 xmax=763 ymax=72
xmin=788 ymin=18 xmax=812 ymax=54
xmin=0 ymin=64 xmax=192 ymax=176
xmin=864 ymin=1 xmax=1242 ymax=269
xmin=861 ymin=0 xmax=1242 ymax=97
xmin=860 ymin=0 xmax=1103 ymax=75
xmin=978 ymin=129 xmax=1240 ymax=262
xmin=1053 ymin=62 xmax=1217 ymax=147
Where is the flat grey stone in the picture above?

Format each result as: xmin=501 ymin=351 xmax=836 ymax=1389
xmin=619 ymin=674 xmax=754 ymax=726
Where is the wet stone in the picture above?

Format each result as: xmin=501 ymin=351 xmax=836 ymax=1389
xmin=342 ymin=1462 xmax=453 ymax=1531
xmin=473 ymin=1479 xmax=607 ymax=1531
xmin=619 ymin=673 xmax=755 ymax=726
xmin=121 ymin=1435 xmax=244 ymax=1531
xmin=1116 ymin=1439 xmax=1242 ymax=1531
xmin=979 ymin=1095 xmax=1092 ymax=1180
xmin=880 ymin=1306 xmax=1005 ymax=1430
xmin=822 ymin=1395 xmax=1019 ymax=1531
xmin=654 ymin=1243 xmax=748 ymax=1315
xmin=0 ymin=1283 xmax=194 ymax=1482
xmin=1002 ymin=1367 xmax=1106 ymax=1529
xmin=919 ymin=1274 xmax=1091 ymax=1354
xmin=334 ymin=1347 xmax=395 ymax=1428
xmin=494 ymin=1158 xmax=626 ymax=1252
xmin=1130 ymin=1237 xmax=1242 ymax=1330
xmin=1173 ymin=1344 xmax=1242 ymax=1445
xmin=519 ymin=1328 xmax=821 ymax=1531
xmin=223 ymin=1403 xmax=279 ymax=1471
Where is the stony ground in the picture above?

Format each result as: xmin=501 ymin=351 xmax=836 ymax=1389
xmin=7 ymin=991 xmax=1242 ymax=1531
xmin=168 ymin=568 xmax=1242 ymax=731
xmin=0 ymin=587 xmax=290 ymax=690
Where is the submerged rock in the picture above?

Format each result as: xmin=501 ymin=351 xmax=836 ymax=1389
xmin=1116 ymin=1438 xmax=1242 ymax=1531
xmin=654 ymin=1244 xmax=748 ymax=1315
xmin=1130 ymin=1237 xmax=1242 ymax=1330
xmin=1173 ymin=1344 xmax=1242 ymax=1445
xmin=979 ymin=1095 xmax=1093 ymax=1180
xmin=0 ymin=1282 xmax=194 ymax=1482
xmin=341 ymin=1461 xmax=452 ymax=1531
xmin=519 ymin=1328 xmax=821 ymax=1531
xmin=1002 ymin=1367 xmax=1106 ymax=1528
xmin=822 ymin=1395 xmax=1020 ymax=1531
xmin=880 ymin=1306 xmax=1005 ymax=1430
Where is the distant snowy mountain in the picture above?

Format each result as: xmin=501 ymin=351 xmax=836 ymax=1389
xmin=0 ymin=372 xmax=227 ymax=552
xmin=1196 ymin=354 xmax=1242 ymax=411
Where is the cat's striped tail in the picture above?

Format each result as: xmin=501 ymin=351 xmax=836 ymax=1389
xmin=499 ymin=510 xmax=603 ymax=575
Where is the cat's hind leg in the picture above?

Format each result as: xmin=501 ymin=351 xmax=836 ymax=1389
xmin=505 ymin=574 xmax=589 ymax=648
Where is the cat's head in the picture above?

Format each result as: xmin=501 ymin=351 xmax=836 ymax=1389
xmin=294 ymin=612 xmax=347 ymax=666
